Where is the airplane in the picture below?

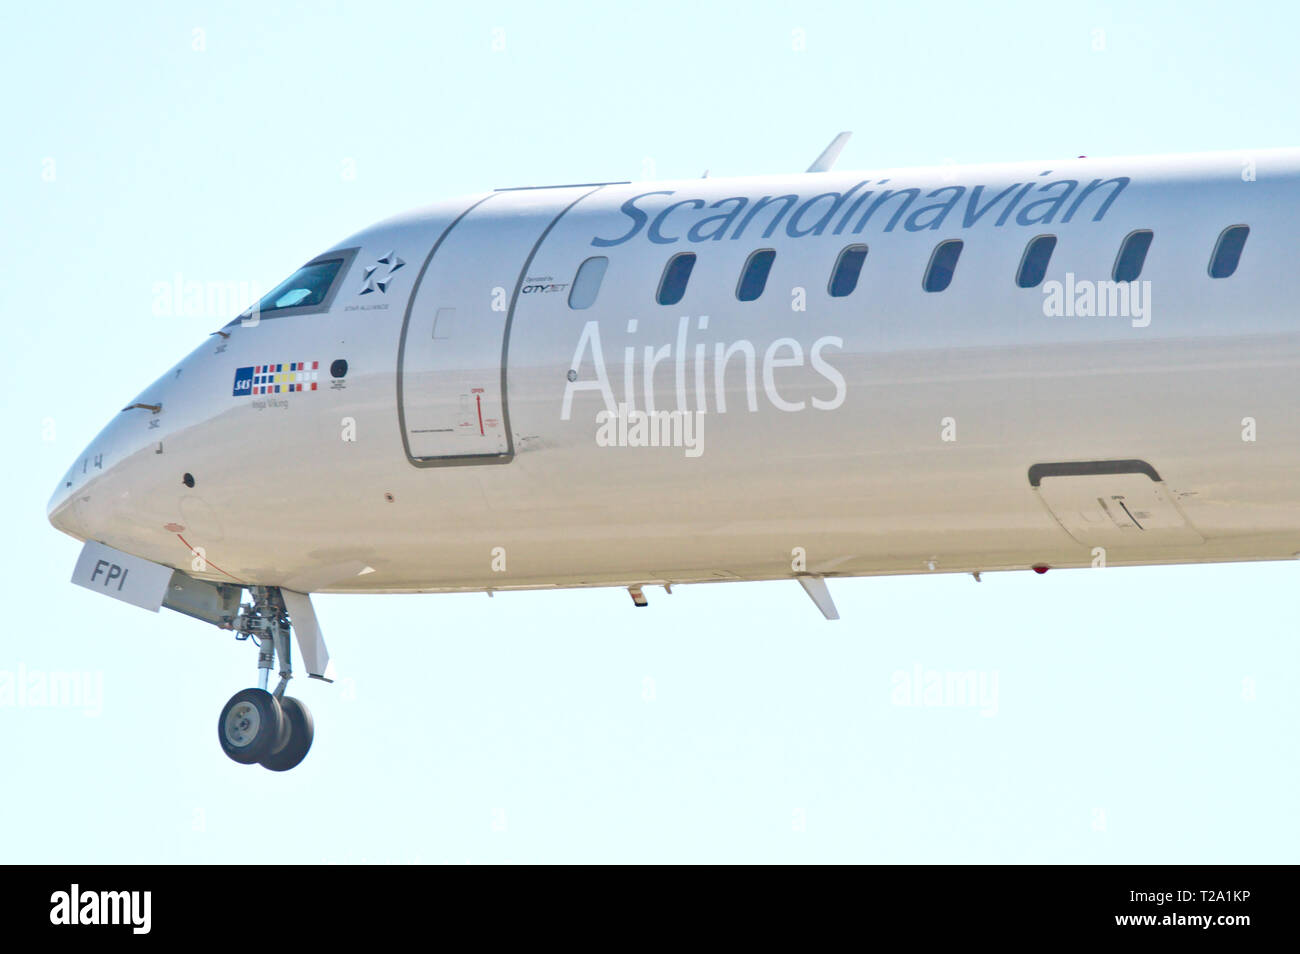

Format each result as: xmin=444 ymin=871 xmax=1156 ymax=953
xmin=47 ymin=133 xmax=1297 ymax=770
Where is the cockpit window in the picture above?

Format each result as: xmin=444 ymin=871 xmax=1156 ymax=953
xmin=231 ymin=247 xmax=358 ymax=324
xmin=264 ymin=261 xmax=342 ymax=311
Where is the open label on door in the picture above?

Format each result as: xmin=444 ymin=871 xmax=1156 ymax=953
xmin=1029 ymin=460 xmax=1204 ymax=546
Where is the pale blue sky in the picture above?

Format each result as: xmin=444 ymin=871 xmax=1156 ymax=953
xmin=3 ymin=0 xmax=1298 ymax=862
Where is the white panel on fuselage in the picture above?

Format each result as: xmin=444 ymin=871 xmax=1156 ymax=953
xmin=1035 ymin=471 xmax=1204 ymax=546
xmin=399 ymin=186 xmax=598 ymax=462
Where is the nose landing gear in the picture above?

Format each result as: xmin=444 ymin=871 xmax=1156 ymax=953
xmin=218 ymin=688 xmax=283 ymax=764
xmin=217 ymin=586 xmax=315 ymax=771
xmin=258 ymin=695 xmax=314 ymax=772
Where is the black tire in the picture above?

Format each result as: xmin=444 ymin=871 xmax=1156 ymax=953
xmin=218 ymin=688 xmax=283 ymax=765
xmin=270 ymin=699 xmax=293 ymax=754
xmin=259 ymin=696 xmax=314 ymax=772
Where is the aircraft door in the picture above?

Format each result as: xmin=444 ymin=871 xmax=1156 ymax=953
xmin=398 ymin=186 xmax=596 ymax=464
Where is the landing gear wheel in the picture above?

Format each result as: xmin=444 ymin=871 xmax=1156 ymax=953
xmin=218 ymin=688 xmax=284 ymax=765
xmin=259 ymin=696 xmax=314 ymax=772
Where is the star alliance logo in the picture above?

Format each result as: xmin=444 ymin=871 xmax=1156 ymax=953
xmin=359 ymin=251 xmax=404 ymax=295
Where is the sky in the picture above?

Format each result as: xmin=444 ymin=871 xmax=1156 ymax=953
xmin=2 ymin=0 xmax=1299 ymax=863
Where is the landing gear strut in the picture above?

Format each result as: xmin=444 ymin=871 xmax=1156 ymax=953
xmin=217 ymin=586 xmax=315 ymax=771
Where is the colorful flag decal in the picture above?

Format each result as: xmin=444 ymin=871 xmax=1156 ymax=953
xmin=233 ymin=361 xmax=319 ymax=396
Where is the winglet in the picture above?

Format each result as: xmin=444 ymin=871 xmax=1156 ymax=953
xmin=796 ymin=575 xmax=840 ymax=620
xmin=807 ymin=132 xmax=852 ymax=173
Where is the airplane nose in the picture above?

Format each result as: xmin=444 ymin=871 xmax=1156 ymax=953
xmin=47 ymin=482 xmax=78 ymax=537
xmin=48 ymin=455 xmax=95 ymax=541
xmin=47 ymin=411 xmax=143 ymax=544
xmin=50 ymin=358 xmax=185 ymax=550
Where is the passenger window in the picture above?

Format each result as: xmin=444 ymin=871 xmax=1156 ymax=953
xmin=828 ymin=245 xmax=868 ymax=297
xmin=569 ymin=256 xmax=609 ymax=309
xmin=1016 ymin=235 xmax=1057 ymax=288
xmin=736 ymin=249 xmax=776 ymax=301
xmin=1208 ymin=225 xmax=1249 ymax=279
xmin=657 ymin=252 xmax=696 ymax=305
xmin=923 ymin=240 xmax=963 ymax=292
xmin=1113 ymin=230 xmax=1153 ymax=282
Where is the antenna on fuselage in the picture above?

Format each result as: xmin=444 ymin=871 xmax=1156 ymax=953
xmin=807 ymin=131 xmax=852 ymax=173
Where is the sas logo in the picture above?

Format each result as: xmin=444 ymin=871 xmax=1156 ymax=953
xmin=233 ymin=361 xmax=319 ymax=397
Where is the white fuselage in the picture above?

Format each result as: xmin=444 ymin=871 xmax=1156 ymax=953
xmin=47 ymin=149 xmax=1300 ymax=594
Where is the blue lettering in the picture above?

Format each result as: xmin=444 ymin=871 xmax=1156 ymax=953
xmin=591 ymin=191 xmax=674 ymax=247
xmin=687 ymin=196 xmax=749 ymax=241
xmin=904 ymin=186 xmax=966 ymax=232
xmin=648 ymin=198 xmax=706 ymax=244
xmin=848 ymin=189 xmax=921 ymax=234
xmin=732 ymin=194 xmax=800 ymax=240
xmin=961 ymin=183 xmax=1021 ymax=228
xmin=1017 ymin=179 xmax=1078 ymax=226
xmin=1061 ymin=176 xmax=1130 ymax=223
xmin=995 ymin=182 xmax=1038 ymax=226
xmin=586 ymin=175 xmax=1128 ymax=245
xmin=786 ymin=180 xmax=871 ymax=238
